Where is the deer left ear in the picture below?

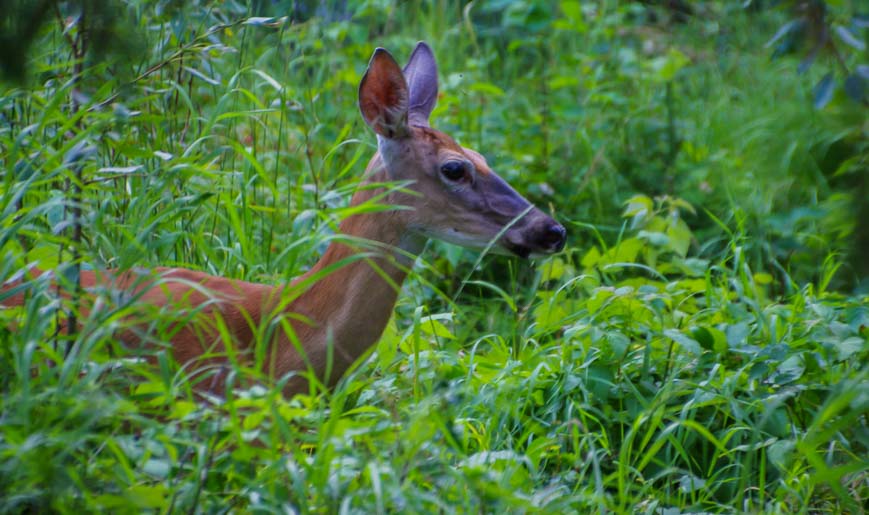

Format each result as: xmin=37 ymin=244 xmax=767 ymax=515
xmin=359 ymin=48 xmax=410 ymax=139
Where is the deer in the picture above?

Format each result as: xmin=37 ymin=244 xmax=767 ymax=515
xmin=2 ymin=42 xmax=566 ymax=398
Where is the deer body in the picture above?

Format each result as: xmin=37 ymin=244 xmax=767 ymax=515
xmin=4 ymin=43 xmax=566 ymax=396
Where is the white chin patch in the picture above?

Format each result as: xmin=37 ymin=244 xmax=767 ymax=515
xmin=417 ymin=228 xmax=508 ymax=254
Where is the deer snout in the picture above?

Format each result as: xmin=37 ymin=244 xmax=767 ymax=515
xmin=504 ymin=214 xmax=566 ymax=258
xmin=537 ymin=221 xmax=567 ymax=253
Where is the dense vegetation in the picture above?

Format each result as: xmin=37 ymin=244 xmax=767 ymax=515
xmin=1 ymin=1 xmax=866 ymax=512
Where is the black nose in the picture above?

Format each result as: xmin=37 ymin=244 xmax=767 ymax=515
xmin=538 ymin=222 xmax=566 ymax=252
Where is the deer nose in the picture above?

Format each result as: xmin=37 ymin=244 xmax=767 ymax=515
xmin=538 ymin=222 xmax=566 ymax=252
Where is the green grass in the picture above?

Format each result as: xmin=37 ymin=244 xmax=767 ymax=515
xmin=1 ymin=1 xmax=867 ymax=512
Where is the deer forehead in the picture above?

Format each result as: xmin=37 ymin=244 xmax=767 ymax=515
xmin=413 ymin=126 xmax=492 ymax=175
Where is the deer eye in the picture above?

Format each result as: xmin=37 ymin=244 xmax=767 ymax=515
xmin=440 ymin=161 xmax=467 ymax=181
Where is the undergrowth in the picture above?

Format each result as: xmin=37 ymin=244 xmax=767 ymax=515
xmin=1 ymin=1 xmax=867 ymax=512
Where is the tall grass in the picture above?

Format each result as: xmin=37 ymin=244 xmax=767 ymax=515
xmin=0 ymin=1 xmax=866 ymax=512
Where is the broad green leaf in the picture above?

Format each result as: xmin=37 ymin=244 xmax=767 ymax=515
xmin=670 ymin=197 xmax=697 ymax=215
xmin=680 ymin=258 xmax=710 ymax=277
xmin=726 ymin=322 xmax=751 ymax=348
xmin=664 ymin=328 xmax=702 ymax=355
xmin=539 ymin=257 xmax=566 ymax=282
xmin=169 ymin=400 xmax=197 ymax=420
xmin=600 ymin=237 xmax=643 ymax=265
xmin=586 ymin=287 xmax=614 ymax=313
xmin=26 ymin=244 xmax=59 ymax=268
xmin=773 ymin=354 xmax=805 ymax=385
xmin=533 ymin=301 xmax=571 ymax=332
xmin=419 ymin=315 xmax=454 ymax=340
xmin=581 ymin=246 xmax=601 ymax=268
xmin=667 ymin=218 xmax=692 ymax=258
xmin=691 ymin=326 xmax=714 ymax=351
xmin=834 ymin=336 xmax=864 ymax=361
xmin=638 ymin=230 xmax=669 ymax=247
xmin=623 ymin=194 xmax=653 ymax=217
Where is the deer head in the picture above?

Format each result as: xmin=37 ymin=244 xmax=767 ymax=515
xmin=358 ymin=42 xmax=566 ymax=259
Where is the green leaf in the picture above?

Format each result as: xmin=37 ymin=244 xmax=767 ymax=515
xmin=834 ymin=25 xmax=866 ymax=51
xmin=680 ymin=257 xmax=709 ymax=277
xmin=26 ymin=244 xmax=60 ymax=268
xmin=606 ymin=330 xmax=630 ymax=356
xmin=754 ymin=273 xmax=774 ymax=285
xmin=556 ymin=0 xmax=587 ymax=32
xmin=533 ymin=301 xmax=571 ymax=332
xmin=638 ymin=230 xmax=669 ymax=247
xmin=169 ymin=400 xmax=197 ymax=420
xmin=586 ymin=366 xmax=613 ymax=401
xmin=765 ymin=19 xmax=801 ymax=48
xmin=559 ymin=0 xmax=582 ymax=22
xmin=599 ymin=237 xmax=643 ymax=265
xmin=581 ymin=246 xmax=601 ymax=268
xmin=709 ymin=327 xmax=728 ymax=354
xmin=726 ymin=322 xmax=751 ymax=348
xmin=468 ymin=81 xmax=506 ymax=96
xmin=833 ymin=337 xmax=864 ymax=361
xmin=532 ymin=389 xmax=545 ymax=405
xmin=539 ymin=257 xmax=566 ymax=282
xmin=648 ymin=48 xmax=690 ymax=82
xmin=691 ymin=326 xmax=714 ymax=351
xmin=142 ymin=458 xmax=171 ymax=479
xmin=664 ymin=329 xmax=702 ymax=355
xmin=813 ymin=73 xmax=835 ymax=109
xmin=243 ymin=411 xmax=266 ymax=430
xmin=670 ymin=197 xmax=697 ymax=215
xmin=678 ymin=474 xmax=706 ymax=494
xmin=667 ymin=218 xmax=692 ymax=258
xmin=126 ymin=485 xmax=168 ymax=509
xmin=767 ymin=439 xmax=796 ymax=471
xmin=772 ymin=354 xmax=805 ymax=385
xmin=419 ymin=315 xmax=454 ymax=340
xmin=623 ymin=194 xmax=653 ymax=217
xmin=243 ymin=16 xmax=286 ymax=26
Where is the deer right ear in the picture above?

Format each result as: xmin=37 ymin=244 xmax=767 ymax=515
xmin=403 ymin=42 xmax=438 ymax=127
xmin=359 ymin=48 xmax=410 ymax=139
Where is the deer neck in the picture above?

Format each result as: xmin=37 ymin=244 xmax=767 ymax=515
xmin=276 ymin=164 xmax=424 ymax=389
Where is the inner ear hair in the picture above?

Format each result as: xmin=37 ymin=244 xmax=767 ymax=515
xmin=359 ymin=48 xmax=410 ymax=139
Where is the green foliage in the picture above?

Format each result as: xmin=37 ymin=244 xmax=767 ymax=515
xmin=764 ymin=0 xmax=868 ymax=107
xmin=1 ymin=0 xmax=867 ymax=512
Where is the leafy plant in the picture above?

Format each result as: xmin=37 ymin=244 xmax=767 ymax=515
xmin=0 ymin=1 xmax=866 ymax=512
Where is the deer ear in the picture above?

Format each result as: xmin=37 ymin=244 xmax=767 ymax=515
xmin=403 ymin=41 xmax=438 ymax=127
xmin=359 ymin=48 xmax=410 ymax=139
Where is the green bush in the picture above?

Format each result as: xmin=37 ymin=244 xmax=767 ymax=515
xmin=0 ymin=1 xmax=866 ymax=512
